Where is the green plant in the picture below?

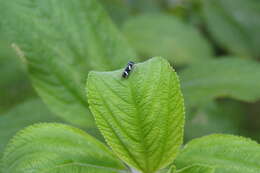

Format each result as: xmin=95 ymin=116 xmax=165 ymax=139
xmin=1 ymin=0 xmax=260 ymax=172
xmin=1 ymin=57 xmax=260 ymax=173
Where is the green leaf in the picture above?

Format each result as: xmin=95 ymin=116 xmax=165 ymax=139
xmin=1 ymin=0 xmax=137 ymax=128
xmin=87 ymin=57 xmax=185 ymax=173
xmin=1 ymin=123 xmax=127 ymax=173
xmin=0 ymin=99 xmax=61 ymax=158
xmin=176 ymin=164 xmax=215 ymax=173
xmin=122 ymin=14 xmax=213 ymax=65
xmin=202 ymin=0 xmax=260 ymax=58
xmin=180 ymin=58 xmax=260 ymax=107
xmin=175 ymin=134 xmax=260 ymax=173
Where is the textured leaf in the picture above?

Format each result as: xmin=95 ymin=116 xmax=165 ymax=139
xmin=202 ymin=0 xmax=260 ymax=58
xmin=1 ymin=0 xmax=137 ymax=128
xmin=175 ymin=134 xmax=260 ymax=173
xmin=87 ymin=57 xmax=185 ymax=173
xmin=176 ymin=164 xmax=215 ymax=173
xmin=1 ymin=123 xmax=127 ymax=173
xmin=180 ymin=58 xmax=260 ymax=107
xmin=0 ymin=99 xmax=61 ymax=158
xmin=122 ymin=14 xmax=213 ymax=65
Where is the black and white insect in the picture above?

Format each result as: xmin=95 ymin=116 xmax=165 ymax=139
xmin=122 ymin=61 xmax=135 ymax=78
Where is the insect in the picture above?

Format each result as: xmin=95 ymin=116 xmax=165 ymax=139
xmin=122 ymin=61 xmax=135 ymax=78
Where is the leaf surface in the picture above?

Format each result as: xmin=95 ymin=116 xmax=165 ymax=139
xmin=87 ymin=57 xmax=185 ymax=173
xmin=0 ymin=0 xmax=136 ymax=128
xmin=175 ymin=134 xmax=260 ymax=173
xmin=1 ymin=123 xmax=127 ymax=173
xmin=180 ymin=58 xmax=260 ymax=107
xmin=122 ymin=14 xmax=213 ymax=65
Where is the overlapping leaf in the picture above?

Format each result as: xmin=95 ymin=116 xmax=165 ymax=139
xmin=180 ymin=58 xmax=260 ymax=107
xmin=122 ymin=14 xmax=213 ymax=65
xmin=87 ymin=57 xmax=185 ymax=173
xmin=1 ymin=123 xmax=127 ymax=173
xmin=175 ymin=134 xmax=260 ymax=173
xmin=0 ymin=0 xmax=137 ymax=128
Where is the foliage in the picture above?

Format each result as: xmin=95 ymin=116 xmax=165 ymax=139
xmin=1 ymin=0 xmax=137 ymax=128
xmin=2 ymin=123 xmax=126 ymax=173
xmin=175 ymin=134 xmax=260 ymax=173
xmin=1 ymin=0 xmax=260 ymax=172
xmin=2 ymin=58 xmax=260 ymax=173
xmin=122 ymin=14 xmax=213 ymax=65
xmin=180 ymin=58 xmax=260 ymax=107
xmin=87 ymin=57 xmax=184 ymax=173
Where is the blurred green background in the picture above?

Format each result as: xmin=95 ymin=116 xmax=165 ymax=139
xmin=0 ymin=0 xmax=260 ymax=159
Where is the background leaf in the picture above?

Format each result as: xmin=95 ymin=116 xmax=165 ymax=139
xmin=201 ymin=0 xmax=260 ymax=58
xmin=87 ymin=57 xmax=185 ymax=173
xmin=180 ymin=58 xmax=260 ymax=107
xmin=0 ymin=99 xmax=61 ymax=158
xmin=1 ymin=0 xmax=137 ymax=128
xmin=175 ymin=134 xmax=260 ymax=173
xmin=122 ymin=14 xmax=213 ymax=65
xmin=1 ymin=123 xmax=127 ymax=173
